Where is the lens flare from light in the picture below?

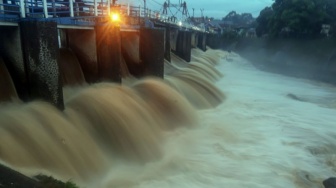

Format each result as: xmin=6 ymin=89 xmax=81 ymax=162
xmin=110 ymin=13 xmax=120 ymax=22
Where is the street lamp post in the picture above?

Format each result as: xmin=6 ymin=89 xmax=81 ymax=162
xmin=144 ymin=0 xmax=147 ymax=17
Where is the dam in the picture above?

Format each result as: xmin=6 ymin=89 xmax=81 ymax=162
xmin=0 ymin=0 xmax=219 ymax=108
xmin=1 ymin=0 xmax=336 ymax=188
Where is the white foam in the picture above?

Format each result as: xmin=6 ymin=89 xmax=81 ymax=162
xmin=102 ymin=53 xmax=336 ymax=188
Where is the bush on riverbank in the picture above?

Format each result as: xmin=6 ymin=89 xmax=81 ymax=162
xmin=35 ymin=174 xmax=79 ymax=188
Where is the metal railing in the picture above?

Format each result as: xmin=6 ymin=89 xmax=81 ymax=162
xmin=0 ymin=0 xmax=206 ymax=31
xmin=1 ymin=1 xmax=177 ymax=21
xmin=0 ymin=1 xmax=156 ymax=18
xmin=0 ymin=0 xmax=21 ymax=19
xmin=0 ymin=0 xmax=112 ymax=19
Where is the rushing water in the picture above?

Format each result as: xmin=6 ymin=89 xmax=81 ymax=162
xmin=1 ymin=49 xmax=336 ymax=188
xmin=100 ymin=51 xmax=336 ymax=188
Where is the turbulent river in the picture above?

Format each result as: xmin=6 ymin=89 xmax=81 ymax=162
xmin=1 ymin=49 xmax=336 ymax=188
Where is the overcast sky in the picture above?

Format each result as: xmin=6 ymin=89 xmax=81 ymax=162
xmin=124 ymin=0 xmax=274 ymax=19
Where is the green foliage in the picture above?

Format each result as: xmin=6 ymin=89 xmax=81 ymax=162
xmin=222 ymin=11 xmax=255 ymax=27
xmin=256 ymin=7 xmax=274 ymax=37
xmin=256 ymin=0 xmax=336 ymax=38
xmin=34 ymin=174 xmax=79 ymax=188
xmin=221 ymin=30 xmax=239 ymax=39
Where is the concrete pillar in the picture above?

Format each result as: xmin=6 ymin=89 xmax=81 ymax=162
xmin=164 ymin=26 xmax=171 ymax=62
xmin=19 ymin=20 xmax=64 ymax=110
xmin=174 ymin=30 xmax=191 ymax=62
xmin=197 ymin=33 xmax=207 ymax=51
xmin=95 ymin=24 xmax=121 ymax=83
xmin=140 ymin=27 xmax=165 ymax=78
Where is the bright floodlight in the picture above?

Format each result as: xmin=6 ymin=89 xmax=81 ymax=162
xmin=178 ymin=21 xmax=182 ymax=26
xmin=110 ymin=13 xmax=120 ymax=22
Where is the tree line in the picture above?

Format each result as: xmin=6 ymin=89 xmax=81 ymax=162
xmin=256 ymin=0 xmax=336 ymax=38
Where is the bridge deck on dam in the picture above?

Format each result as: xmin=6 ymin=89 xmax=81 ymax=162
xmin=0 ymin=0 xmax=208 ymax=31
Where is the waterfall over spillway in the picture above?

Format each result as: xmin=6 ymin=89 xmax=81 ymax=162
xmin=1 ymin=49 xmax=336 ymax=188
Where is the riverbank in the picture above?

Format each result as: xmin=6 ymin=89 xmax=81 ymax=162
xmin=220 ymin=37 xmax=336 ymax=84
